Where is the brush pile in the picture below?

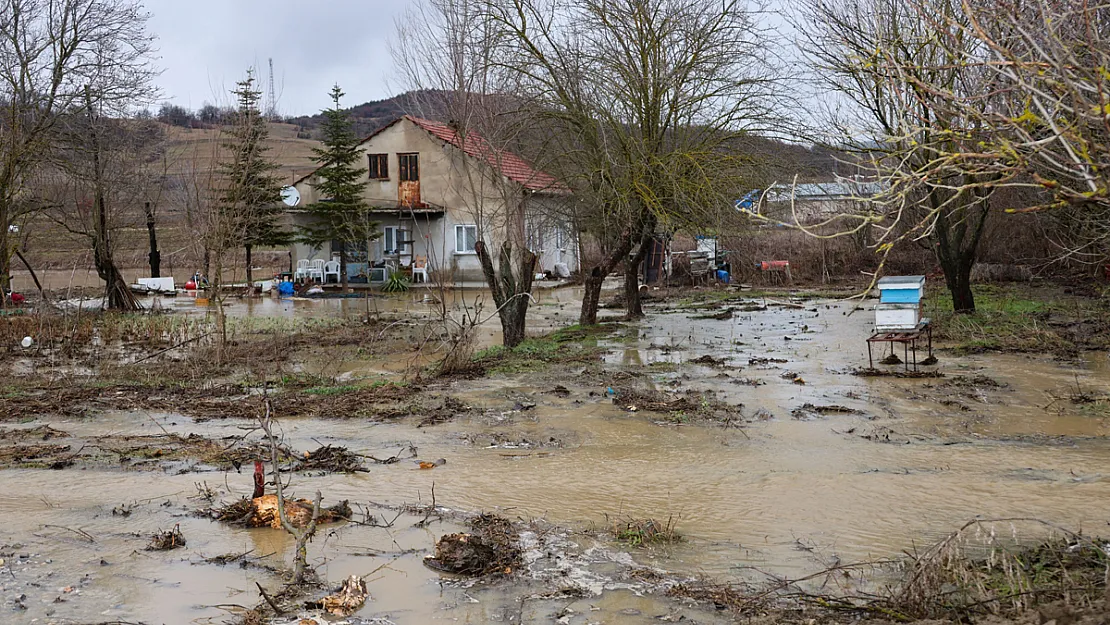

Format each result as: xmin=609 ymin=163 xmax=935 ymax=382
xmin=424 ymin=513 xmax=522 ymax=576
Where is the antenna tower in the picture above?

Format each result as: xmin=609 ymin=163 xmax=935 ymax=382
xmin=267 ymin=58 xmax=278 ymax=120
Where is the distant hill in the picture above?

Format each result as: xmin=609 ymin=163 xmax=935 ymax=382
xmin=288 ymin=89 xmax=844 ymax=180
xmin=285 ymin=91 xmax=441 ymax=140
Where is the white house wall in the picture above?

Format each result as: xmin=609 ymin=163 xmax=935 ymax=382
xmin=291 ymin=117 xmax=573 ymax=282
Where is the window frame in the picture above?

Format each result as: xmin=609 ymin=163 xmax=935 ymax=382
xmin=455 ymin=224 xmax=478 ymax=254
xmin=367 ymin=153 xmax=389 ymax=180
xmin=398 ymin=153 xmax=419 ymax=182
xmin=383 ymin=226 xmax=399 ymax=254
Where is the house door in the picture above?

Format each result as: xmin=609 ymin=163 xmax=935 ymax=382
xmin=398 ymin=153 xmax=420 ymax=206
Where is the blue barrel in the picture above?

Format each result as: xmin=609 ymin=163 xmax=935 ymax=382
xmin=716 ymin=269 xmax=730 ymax=284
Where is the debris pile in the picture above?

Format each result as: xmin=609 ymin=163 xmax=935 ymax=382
xmin=790 ymin=403 xmax=862 ymax=420
xmin=307 ymin=574 xmax=369 ymax=617
xmin=147 ymin=525 xmax=185 ymax=550
xmin=295 ymin=445 xmax=367 ymax=473
xmin=688 ymin=355 xmax=728 ymax=367
xmin=424 ymin=513 xmax=522 ymax=576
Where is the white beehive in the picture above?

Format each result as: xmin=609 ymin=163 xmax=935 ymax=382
xmin=875 ymin=303 xmax=921 ymax=331
xmin=875 ymin=276 xmax=925 ymax=331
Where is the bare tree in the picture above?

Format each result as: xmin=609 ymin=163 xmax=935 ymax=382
xmin=0 ymin=0 xmax=157 ymax=306
xmin=394 ymin=0 xmax=547 ymax=347
xmin=43 ymin=105 xmax=165 ymax=310
xmin=258 ymin=400 xmax=320 ymax=585
xmin=797 ymin=0 xmax=1007 ymax=312
xmin=482 ymin=0 xmax=784 ymax=323
xmin=170 ymin=128 xmax=247 ymax=356
xmin=956 ymin=0 xmax=1110 ymax=268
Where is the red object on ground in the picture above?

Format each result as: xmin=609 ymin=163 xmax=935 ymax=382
xmin=252 ymin=460 xmax=265 ymax=499
xmin=10 ymin=293 xmax=25 ymax=304
xmin=185 ymin=280 xmax=198 ymax=290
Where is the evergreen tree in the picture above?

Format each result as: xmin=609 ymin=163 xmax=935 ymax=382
xmin=299 ymin=85 xmax=376 ymax=291
xmin=217 ymin=70 xmax=290 ymax=286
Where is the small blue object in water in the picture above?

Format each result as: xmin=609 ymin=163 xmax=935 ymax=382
xmin=277 ymin=281 xmax=295 ymax=296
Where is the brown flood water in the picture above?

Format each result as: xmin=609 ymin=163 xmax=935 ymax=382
xmin=2 ymin=295 xmax=1109 ymax=624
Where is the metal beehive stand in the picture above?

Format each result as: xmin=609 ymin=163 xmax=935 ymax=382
xmin=867 ymin=319 xmax=933 ymax=371
xmin=867 ymin=275 xmax=933 ymax=371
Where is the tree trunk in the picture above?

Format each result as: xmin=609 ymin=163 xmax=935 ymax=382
xmin=93 ymin=198 xmax=138 ymax=311
xmin=86 ymin=97 xmax=139 ymax=312
xmin=245 ymin=244 xmax=253 ymax=288
xmin=942 ymin=256 xmax=976 ymax=313
xmin=579 ymin=233 xmax=634 ymax=326
xmin=580 ymin=269 xmax=605 ymax=326
xmin=145 ymin=202 xmax=160 ymax=278
xmin=15 ymin=250 xmax=46 ymax=302
xmin=475 ymin=240 xmax=536 ymax=348
xmin=932 ymin=190 xmax=990 ymax=314
xmin=0 ymin=211 xmax=9 ymax=309
xmin=213 ymin=249 xmax=227 ymax=362
xmin=623 ymin=231 xmax=653 ymax=319
xmin=203 ymin=246 xmax=211 ymax=282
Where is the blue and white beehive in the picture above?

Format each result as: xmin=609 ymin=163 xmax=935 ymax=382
xmin=875 ymin=275 xmax=925 ymax=331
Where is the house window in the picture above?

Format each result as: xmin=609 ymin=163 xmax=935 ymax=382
xmin=455 ymin=224 xmax=477 ymax=254
xmin=398 ymin=153 xmax=419 ymax=182
xmin=368 ymin=154 xmax=388 ymax=179
xmin=383 ymin=226 xmax=399 ymax=254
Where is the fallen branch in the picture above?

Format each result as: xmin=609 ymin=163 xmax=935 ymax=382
xmin=255 ymin=581 xmax=283 ymax=615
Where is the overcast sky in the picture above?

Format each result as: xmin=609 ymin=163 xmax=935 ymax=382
xmin=146 ymin=0 xmax=413 ymax=116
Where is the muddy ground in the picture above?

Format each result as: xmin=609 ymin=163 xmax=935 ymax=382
xmin=1 ymin=283 xmax=1108 ymax=625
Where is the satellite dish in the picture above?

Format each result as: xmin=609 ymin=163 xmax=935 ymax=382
xmin=281 ymin=186 xmax=301 ymax=207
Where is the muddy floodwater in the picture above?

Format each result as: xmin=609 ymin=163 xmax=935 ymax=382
xmin=2 ymin=291 xmax=1109 ymax=624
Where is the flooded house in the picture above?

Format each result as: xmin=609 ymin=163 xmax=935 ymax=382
xmin=287 ymin=115 xmax=577 ymax=284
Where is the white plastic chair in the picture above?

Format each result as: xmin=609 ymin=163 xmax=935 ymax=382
xmin=294 ymin=259 xmax=310 ymax=280
xmin=412 ymin=255 xmax=429 ymax=283
xmin=308 ymin=259 xmax=325 ymax=282
xmin=323 ymin=260 xmax=340 ymax=283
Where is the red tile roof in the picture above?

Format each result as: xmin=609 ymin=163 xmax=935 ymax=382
xmin=404 ymin=115 xmax=566 ymax=193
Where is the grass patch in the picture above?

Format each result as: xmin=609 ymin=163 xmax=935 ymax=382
xmin=469 ymin=324 xmax=619 ymax=375
xmin=303 ymin=384 xmax=362 ymax=396
xmin=609 ymin=515 xmax=681 ymax=547
xmin=926 ymin=284 xmax=1110 ymax=355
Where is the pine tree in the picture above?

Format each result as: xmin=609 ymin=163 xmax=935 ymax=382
xmin=217 ymin=70 xmax=290 ymax=287
xmin=299 ymin=84 xmax=376 ymax=291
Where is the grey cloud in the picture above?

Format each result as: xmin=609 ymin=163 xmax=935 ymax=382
xmin=146 ymin=0 xmax=412 ymax=115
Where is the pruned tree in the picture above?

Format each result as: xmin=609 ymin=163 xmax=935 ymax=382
xmin=0 ymin=0 xmax=157 ymax=306
xmin=394 ymin=0 xmax=550 ymax=347
xmin=298 ymin=85 xmax=377 ymax=292
xmin=797 ymin=0 xmax=1006 ymax=312
xmin=482 ymin=0 xmax=784 ymax=324
xmin=216 ymin=70 xmax=290 ymax=289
